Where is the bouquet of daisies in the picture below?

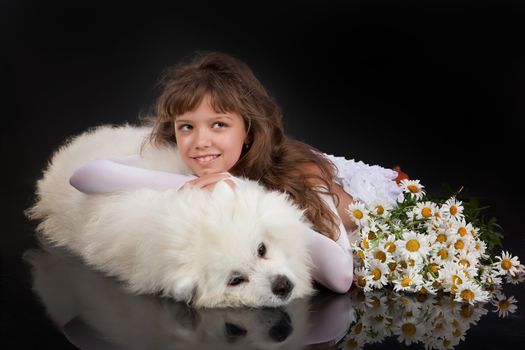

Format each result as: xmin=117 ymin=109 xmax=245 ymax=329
xmin=347 ymin=179 xmax=524 ymax=304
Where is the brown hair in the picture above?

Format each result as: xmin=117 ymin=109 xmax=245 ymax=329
xmin=145 ymin=52 xmax=342 ymax=239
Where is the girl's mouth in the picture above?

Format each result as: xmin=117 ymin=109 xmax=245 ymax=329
xmin=193 ymin=154 xmax=221 ymax=164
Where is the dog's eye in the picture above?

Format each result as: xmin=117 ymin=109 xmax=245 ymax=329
xmin=257 ymin=243 xmax=266 ymax=258
xmin=228 ymin=274 xmax=248 ymax=286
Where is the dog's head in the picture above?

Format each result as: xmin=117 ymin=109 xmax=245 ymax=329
xmin=169 ymin=180 xmax=314 ymax=308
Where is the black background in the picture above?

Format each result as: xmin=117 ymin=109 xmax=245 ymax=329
xmin=3 ymin=0 xmax=525 ymax=348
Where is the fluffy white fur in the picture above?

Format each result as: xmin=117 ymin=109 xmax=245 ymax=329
xmin=27 ymin=125 xmax=314 ymax=308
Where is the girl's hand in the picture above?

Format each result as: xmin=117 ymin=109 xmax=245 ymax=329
xmin=178 ymin=172 xmax=237 ymax=192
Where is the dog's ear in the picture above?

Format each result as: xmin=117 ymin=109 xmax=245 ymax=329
xmin=173 ymin=277 xmax=198 ymax=306
xmin=211 ymin=180 xmax=236 ymax=201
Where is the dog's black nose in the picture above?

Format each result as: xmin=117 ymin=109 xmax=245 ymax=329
xmin=271 ymin=275 xmax=294 ymax=299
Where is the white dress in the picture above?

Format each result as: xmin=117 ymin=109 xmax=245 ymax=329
xmin=324 ymin=154 xmax=403 ymax=209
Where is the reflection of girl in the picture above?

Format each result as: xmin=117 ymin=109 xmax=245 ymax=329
xmin=70 ymin=52 xmax=402 ymax=293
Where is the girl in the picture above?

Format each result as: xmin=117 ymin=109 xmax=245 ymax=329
xmin=70 ymin=52 xmax=402 ymax=293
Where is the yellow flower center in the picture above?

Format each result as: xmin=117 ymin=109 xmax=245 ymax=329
xmin=385 ymin=242 xmax=396 ymax=253
xmin=401 ymin=323 xmax=416 ymax=336
xmin=407 ymin=185 xmax=420 ymax=193
xmin=388 ymin=262 xmax=397 ymax=271
xmin=406 ymin=239 xmax=420 ymax=252
xmin=438 ymin=248 xmax=449 ymax=259
xmin=372 ymin=268 xmax=382 ymax=280
xmin=454 ymin=240 xmax=465 ymax=250
xmin=375 ymin=205 xmax=384 ymax=215
xmin=409 ymin=259 xmax=415 ymax=266
xmin=358 ymin=250 xmax=365 ymax=260
xmin=429 ymin=263 xmax=440 ymax=273
xmin=368 ymin=231 xmax=377 ymax=240
xmin=459 ymin=259 xmax=470 ymax=267
xmin=401 ymin=277 xmax=412 ymax=287
xmin=499 ymin=300 xmax=510 ymax=310
xmin=458 ymin=227 xmax=467 ymax=236
xmin=453 ymin=329 xmax=461 ymax=337
xmin=501 ymin=259 xmax=512 ymax=270
xmin=374 ymin=251 xmax=387 ymax=263
xmin=362 ymin=239 xmax=369 ymax=249
xmin=357 ymin=276 xmax=366 ymax=287
xmin=353 ymin=209 xmax=363 ymax=219
xmin=452 ymin=275 xmax=463 ymax=285
xmin=450 ymin=205 xmax=458 ymax=215
xmin=436 ymin=233 xmax=447 ymax=243
xmin=421 ymin=207 xmax=432 ymax=218
xmin=460 ymin=289 xmax=474 ymax=302
xmin=400 ymin=260 xmax=408 ymax=269
xmin=443 ymin=339 xmax=451 ymax=347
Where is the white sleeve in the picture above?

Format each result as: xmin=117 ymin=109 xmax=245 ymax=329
xmin=302 ymin=193 xmax=353 ymax=293
xmin=69 ymin=155 xmax=197 ymax=194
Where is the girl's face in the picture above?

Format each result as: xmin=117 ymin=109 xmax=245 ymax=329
xmin=174 ymin=95 xmax=248 ymax=177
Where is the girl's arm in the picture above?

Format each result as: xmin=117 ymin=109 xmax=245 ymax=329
xmin=303 ymin=193 xmax=354 ymax=293
xmin=69 ymin=155 xmax=198 ymax=194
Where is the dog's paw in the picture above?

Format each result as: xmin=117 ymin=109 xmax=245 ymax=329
xmin=173 ymin=277 xmax=198 ymax=306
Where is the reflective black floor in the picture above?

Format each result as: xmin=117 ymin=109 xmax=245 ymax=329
xmin=4 ymin=224 xmax=524 ymax=349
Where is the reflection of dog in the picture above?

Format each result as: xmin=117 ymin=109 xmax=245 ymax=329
xmin=26 ymin=125 xmax=313 ymax=307
xmin=23 ymin=245 xmax=312 ymax=350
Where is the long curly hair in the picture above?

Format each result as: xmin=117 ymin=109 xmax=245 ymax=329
xmin=144 ymin=52 xmax=342 ymax=240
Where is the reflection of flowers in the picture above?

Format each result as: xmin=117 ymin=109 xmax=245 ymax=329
xmin=341 ymin=288 xmax=518 ymax=350
xmin=348 ymin=179 xmax=525 ymax=305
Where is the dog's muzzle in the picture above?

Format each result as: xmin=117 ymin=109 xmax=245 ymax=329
xmin=271 ymin=275 xmax=294 ymax=299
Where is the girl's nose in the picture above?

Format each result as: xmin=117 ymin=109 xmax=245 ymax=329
xmin=194 ymin=128 xmax=212 ymax=148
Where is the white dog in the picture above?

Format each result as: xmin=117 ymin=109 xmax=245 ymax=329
xmin=26 ymin=125 xmax=314 ymax=308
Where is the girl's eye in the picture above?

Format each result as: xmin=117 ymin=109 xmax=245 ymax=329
xmin=178 ymin=124 xmax=192 ymax=131
xmin=213 ymin=121 xmax=227 ymax=128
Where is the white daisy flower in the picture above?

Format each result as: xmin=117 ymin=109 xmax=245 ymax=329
xmin=399 ymin=179 xmax=426 ymax=200
xmin=454 ymin=250 xmax=479 ymax=271
xmin=354 ymin=266 xmax=369 ymax=291
xmin=370 ymin=201 xmax=389 ymax=218
xmin=453 ymin=218 xmax=471 ymax=238
xmin=413 ymin=201 xmax=438 ymax=220
xmin=493 ymin=251 xmax=522 ymax=277
xmin=393 ymin=268 xmax=424 ymax=292
xmin=366 ymin=259 xmax=390 ymax=289
xmin=453 ymin=280 xmax=490 ymax=305
xmin=441 ymin=197 xmax=464 ymax=221
xmin=491 ymin=292 xmax=518 ymax=318
xmin=432 ymin=228 xmax=452 ymax=245
xmin=480 ymin=265 xmax=503 ymax=287
xmin=440 ymin=262 xmax=468 ymax=294
xmin=399 ymin=230 xmax=430 ymax=262
xmin=434 ymin=244 xmax=454 ymax=264
xmin=346 ymin=201 xmax=370 ymax=227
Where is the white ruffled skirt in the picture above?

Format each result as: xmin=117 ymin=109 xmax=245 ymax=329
xmin=324 ymin=154 xmax=403 ymax=208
